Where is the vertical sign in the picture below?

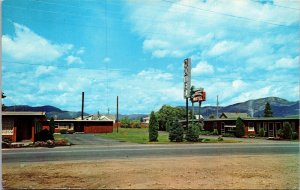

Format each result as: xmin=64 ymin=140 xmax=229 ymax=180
xmin=183 ymin=58 xmax=191 ymax=99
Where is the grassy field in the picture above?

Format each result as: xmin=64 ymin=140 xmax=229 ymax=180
xmin=96 ymin=128 xmax=241 ymax=144
xmin=96 ymin=128 xmax=169 ymax=144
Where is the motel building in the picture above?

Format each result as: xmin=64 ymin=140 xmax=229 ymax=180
xmin=203 ymin=112 xmax=299 ymax=138
xmin=2 ymin=111 xmax=114 ymax=143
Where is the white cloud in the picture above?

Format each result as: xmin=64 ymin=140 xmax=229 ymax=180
xmin=137 ymin=69 xmax=173 ymax=80
xmin=207 ymin=41 xmax=240 ymax=56
xmin=65 ymin=55 xmax=84 ymax=65
xmin=2 ymin=23 xmax=72 ymax=63
xmin=273 ymin=56 xmax=299 ymax=69
xmin=192 ymin=61 xmax=214 ymax=75
xmin=232 ymin=79 xmax=246 ymax=89
xmin=35 ymin=65 xmax=56 ymax=76
xmin=77 ymin=48 xmax=85 ymax=55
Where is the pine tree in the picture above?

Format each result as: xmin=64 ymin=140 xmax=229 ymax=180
xmin=49 ymin=117 xmax=55 ymax=134
xmin=235 ymin=117 xmax=245 ymax=138
xmin=2 ymin=92 xmax=6 ymax=111
xmin=169 ymin=119 xmax=184 ymax=142
xmin=185 ymin=124 xmax=200 ymax=142
xmin=264 ymin=102 xmax=273 ymax=117
xmin=149 ymin=111 xmax=159 ymax=142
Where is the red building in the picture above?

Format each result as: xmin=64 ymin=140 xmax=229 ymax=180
xmin=2 ymin=112 xmax=46 ymax=142
xmin=204 ymin=117 xmax=299 ymax=137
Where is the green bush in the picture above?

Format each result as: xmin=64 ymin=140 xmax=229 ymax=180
xmin=235 ymin=117 xmax=245 ymax=138
xmin=210 ymin=129 xmax=219 ymax=136
xmin=248 ymin=134 xmax=255 ymax=138
xmin=67 ymin=130 xmax=75 ymax=134
xmin=169 ymin=119 xmax=184 ymax=142
xmin=185 ymin=124 xmax=200 ymax=142
xmin=218 ymin=136 xmax=223 ymax=141
xmin=199 ymin=130 xmax=210 ymax=135
xmin=282 ymin=122 xmax=292 ymax=139
xmin=259 ymin=128 xmax=265 ymax=137
xmin=292 ymin=132 xmax=299 ymax=140
xmin=149 ymin=111 xmax=159 ymax=142
xmin=60 ymin=129 xmax=68 ymax=134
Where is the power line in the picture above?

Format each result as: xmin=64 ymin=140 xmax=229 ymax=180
xmin=250 ymin=0 xmax=300 ymax=11
xmin=162 ymin=0 xmax=296 ymax=27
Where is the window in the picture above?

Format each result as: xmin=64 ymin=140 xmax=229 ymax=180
xmin=248 ymin=122 xmax=254 ymax=132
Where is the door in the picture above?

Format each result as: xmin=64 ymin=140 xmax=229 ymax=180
xmin=268 ymin=122 xmax=274 ymax=137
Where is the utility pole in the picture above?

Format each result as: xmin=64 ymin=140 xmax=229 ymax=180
xmin=116 ymin=96 xmax=119 ymax=133
xmin=198 ymin=101 xmax=201 ymax=127
xmin=81 ymin=92 xmax=84 ymax=120
xmin=216 ymin=95 xmax=219 ymax=119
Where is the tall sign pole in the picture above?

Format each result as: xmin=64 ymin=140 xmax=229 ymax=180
xmin=183 ymin=58 xmax=191 ymax=129
xmin=116 ymin=96 xmax=119 ymax=133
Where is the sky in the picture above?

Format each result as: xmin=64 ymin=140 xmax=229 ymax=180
xmin=1 ymin=0 xmax=299 ymax=114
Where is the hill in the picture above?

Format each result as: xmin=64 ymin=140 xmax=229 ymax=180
xmin=192 ymin=97 xmax=299 ymax=118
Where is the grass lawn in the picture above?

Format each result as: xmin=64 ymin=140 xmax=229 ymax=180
xmin=53 ymin=133 xmax=68 ymax=142
xmin=96 ymin=128 xmax=241 ymax=144
xmin=96 ymin=128 xmax=169 ymax=144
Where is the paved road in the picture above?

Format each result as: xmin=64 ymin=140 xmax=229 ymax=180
xmin=2 ymin=143 xmax=299 ymax=163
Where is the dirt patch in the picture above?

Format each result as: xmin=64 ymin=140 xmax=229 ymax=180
xmin=3 ymin=154 xmax=299 ymax=189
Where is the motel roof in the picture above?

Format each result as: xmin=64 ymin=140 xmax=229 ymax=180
xmin=2 ymin=111 xmax=46 ymax=116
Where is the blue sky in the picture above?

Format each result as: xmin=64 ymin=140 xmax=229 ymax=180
xmin=2 ymin=0 xmax=299 ymax=114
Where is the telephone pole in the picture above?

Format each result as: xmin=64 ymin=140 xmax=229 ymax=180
xmin=116 ymin=96 xmax=119 ymax=133
xmin=216 ymin=95 xmax=219 ymax=118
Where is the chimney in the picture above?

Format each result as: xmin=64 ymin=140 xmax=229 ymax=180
xmin=81 ymin=92 xmax=84 ymax=120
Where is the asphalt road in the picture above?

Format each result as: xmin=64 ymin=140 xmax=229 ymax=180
xmin=2 ymin=143 xmax=299 ymax=163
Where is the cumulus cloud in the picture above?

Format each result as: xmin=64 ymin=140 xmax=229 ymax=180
xmin=65 ymin=55 xmax=84 ymax=65
xmin=35 ymin=65 xmax=56 ymax=76
xmin=272 ymin=56 xmax=299 ymax=69
xmin=192 ymin=61 xmax=214 ymax=75
xmin=2 ymin=23 xmax=72 ymax=63
xmin=137 ymin=69 xmax=173 ymax=80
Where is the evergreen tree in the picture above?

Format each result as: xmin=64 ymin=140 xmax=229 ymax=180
xmin=49 ymin=117 xmax=55 ymax=134
xmin=264 ymin=102 xmax=273 ymax=117
xmin=281 ymin=122 xmax=292 ymax=139
xmin=185 ymin=124 xmax=200 ymax=142
xmin=149 ymin=111 xmax=159 ymax=142
xmin=169 ymin=119 xmax=184 ymax=142
xmin=235 ymin=117 xmax=245 ymax=138
xmin=2 ymin=92 xmax=6 ymax=111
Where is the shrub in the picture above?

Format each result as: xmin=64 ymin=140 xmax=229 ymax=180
xmin=185 ymin=124 xmax=200 ymax=142
xmin=60 ymin=129 xmax=68 ymax=134
xmin=235 ymin=117 xmax=245 ymax=138
xmin=210 ymin=129 xmax=219 ymax=136
xmin=36 ymin=129 xmax=54 ymax=141
xmin=248 ymin=134 xmax=255 ymax=138
xmin=277 ymin=129 xmax=284 ymax=138
xmin=199 ymin=130 xmax=210 ymax=135
xmin=282 ymin=122 xmax=292 ymax=139
xmin=292 ymin=132 xmax=299 ymax=140
xmin=67 ymin=130 xmax=75 ymax=134
xmin=169 ymin=119 xmax=184 ymax=142
xmin=259 ymin=128 xmax=265 ymax=137
xmin=218 ymin=136 xmax=223 ymax=141
xmin=149 ymin=111 xmax=159 ymax=142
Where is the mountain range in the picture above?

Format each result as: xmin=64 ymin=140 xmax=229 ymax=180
xmin=4 ymin=97 xmax=299 ymax=119
xmin=189 ymin=97 xmax=299 ymax=118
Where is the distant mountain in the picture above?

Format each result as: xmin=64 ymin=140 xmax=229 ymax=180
xmin=188 ymin=97 xmax=299 ymax=118
xmin=5 ymin=105 xmax=62 ymax=112
xmin=4 ymin=97 xmax=299 ymax=119
xmin=5 ymin=105 xmax=88 ymax=119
